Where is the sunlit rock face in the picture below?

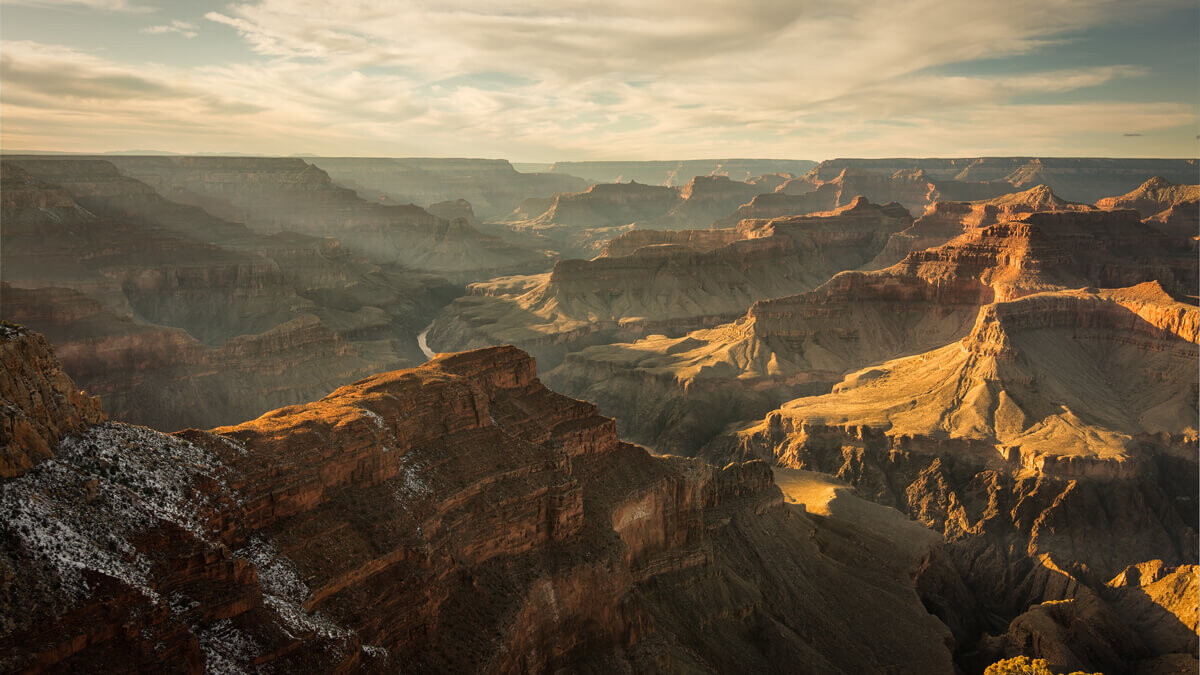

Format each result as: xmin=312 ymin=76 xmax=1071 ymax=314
xmin=865 ymin=185 xmax=1096 ymax=269
xmin=426 ymin=197 xmax=912 ymax=371
xmin=704 ymin=284 xmax=1198 ymax=674
xmin=0 ymin=333 xmax=955 ymax=674
xmin=806 ymin=157 xmax=1198 ymax=204
xmin=546 ymin=205 xmax=1196 ymax=455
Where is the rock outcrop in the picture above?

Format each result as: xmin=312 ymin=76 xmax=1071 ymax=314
xmin=1095 ymin=177 xmax=1200 ymax=218
xmin=0 ymin=324 xmax=105 ymax=478
xmin=809 ymin=158 xmax=1198 ymax=204
xmin=309 ymin=157 xmax=589 ymax=220
xmin=719 ymin=167 xmax=1015 ymax=224
xmin=85 ymin=156 xmax=553 ymax=280
xmin=543 ymin=159 xmax=817 ymax=186
xmin=703 ymin=284 xmax=1199 ymax=673
xmin=0 ymin=335 xmax=955 ymax=673
xmin=546 ymin=208 xmax=1197 ymax=453
xmin=1 ymin=160 xmax=461 ymax=430
xmin=866 ymin=185 xmax=1095 ymax=269
xmin=492 ymin=181 xmax=684 ymax=259
xmin=425 ymin=198 xmax=479 ymax=227
xmin=427 ymin=198 xmax=912 ymax=370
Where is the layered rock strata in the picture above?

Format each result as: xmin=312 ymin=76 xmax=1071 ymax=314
xmin=704 ymin=284 xmax=1199 ymax=673
xmin=0 ymin=332 xmax=955 ymax=673
xmin=1 ymin=160 xmax=461 ymax=430
xmin=808 ymin=158 xmax=1198 ymax=204
xmin=428 ymin=198 xmax=912 ymax=370
xmin=89 ymin=156 xmax=552 ymax=280
xmin=866 ymin=185 xmax=1095 ymax=269
xmin=546 ymin=208 xmax=1197 ymax=453
xmin=543 ymin=159 xmax=817 ymax=186
xmin=308 ymin=157 xmax=589 ymax=220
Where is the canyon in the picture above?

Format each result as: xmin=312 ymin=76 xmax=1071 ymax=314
xmin=1 ymin=159 xmax=460 ymax=430
xmin=546 ymin=203 xmax=1197 ymax=453
xmin=0 ymin=325 xmax=956 ymax=673
xmin=1 ymin=154 xmax=1196 ymax=674
xmin=426 ymin=198 xmax=913 ymax=369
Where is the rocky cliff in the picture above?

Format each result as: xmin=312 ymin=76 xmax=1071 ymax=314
xmin=1095 ymin=176 xmax=1200 ymax=218
xmin=0 ymin=333 xmax=955 ymax=673
xmin=809 ymin=158 xmax=1198 ymax=203
xmin=543 ymin=159 xmax=817 ymax=186
xmin=0 ymin=324 xmax=105 ymax=478
xmin=866 ymin=185 xmax=1095 ymax=269
xmin=86 ymin=156 xmax=552 ymax=280
xmin=1 ymin=159 xmax=462 ymax=430
xmin=309 ymin=157 xmax=589 ymax=221
xmin=703 ymin=283 xmax=1198 ymax=673
xmin=545 ymin=207 xmax=1196 ymax=453
xmin=427 ymin=198 xmax=912 ymax=370
xmin=719 ymin=167 xmax=1014 ymax=224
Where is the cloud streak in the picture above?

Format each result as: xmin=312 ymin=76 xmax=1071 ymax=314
xmin=142 ymin=20 xmax=198 ymax=39
xmin=2 ymin=0 xmax=1196 ymax=158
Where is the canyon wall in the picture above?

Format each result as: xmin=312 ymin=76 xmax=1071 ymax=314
xmin=1 ymin=159 xmax=462 ymax=430
xmin=0 ymin=331 xmax=955 ymax=673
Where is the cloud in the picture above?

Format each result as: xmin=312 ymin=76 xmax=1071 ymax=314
xmin=141 ymin=20 xmax=198 ymax=39
xmin=2 ymin=1 xmax=1197 ymax=158
xmin=4 ymin=0 xmax=152 ymax=12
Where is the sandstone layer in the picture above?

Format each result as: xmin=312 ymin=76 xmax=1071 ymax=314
xmin=702 ymin=283 xmax=1198 ymax=673
xmin=866 ymin=185 xmax=1095 ymax=269
xmin=808 ymin=158 xmax=1198 ymax=204
xmin=0 ymin=331 xmax=955 ymax=673
xmin=546 ymin=208 xmax=1197 ymax=453
xmin=1094 ymin=177 xmax=1200 ymax=218
xmin=428 ymin=198 xmax=912 ymax=370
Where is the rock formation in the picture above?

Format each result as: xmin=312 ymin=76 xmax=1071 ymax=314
xmin=1095 ymin=176 xmax=1200 ymax=218
xmin=308 ymin=157 xmax=589 ymax=220
xmin=85 ymin=156 xmax=553 ymax=281
xmin=546 ymin=207 xmax=1197 ymax=453
xmin=809 ymin=158 xmax=1198 ymax=204
xmin=1 ymin=160 xmax=461 ymax=430
xmin=427 ymin=198 xmax=912 ymax=369
xmin=719 ymin=168 xmax=1015 ymax=224
xmin=425 ymin=198 xmax=479 ymax=227
xmin=704 ymin=283 xmax=1198 ymax=673
xmin=543 ymin=159 xmax=817 ymax=186
xmin=0 ymin=324 xmax=105 ymax=478
xmin=866 ymin=185 xmax=1096 ymax=269
xmin=0 ymin=329 xmax=955 ymax=673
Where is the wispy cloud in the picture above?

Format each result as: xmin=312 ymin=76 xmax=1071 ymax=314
xmin=141 ymin=20 xmax=198 ymax=39
xmin=2 ymin=0 xmax=1196 ymax=158
xmin=4 ymin=0 xmax=152 ymax=12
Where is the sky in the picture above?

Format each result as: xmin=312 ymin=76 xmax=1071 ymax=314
xmin=1 ymin=0 xmax=1198 ymax=161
